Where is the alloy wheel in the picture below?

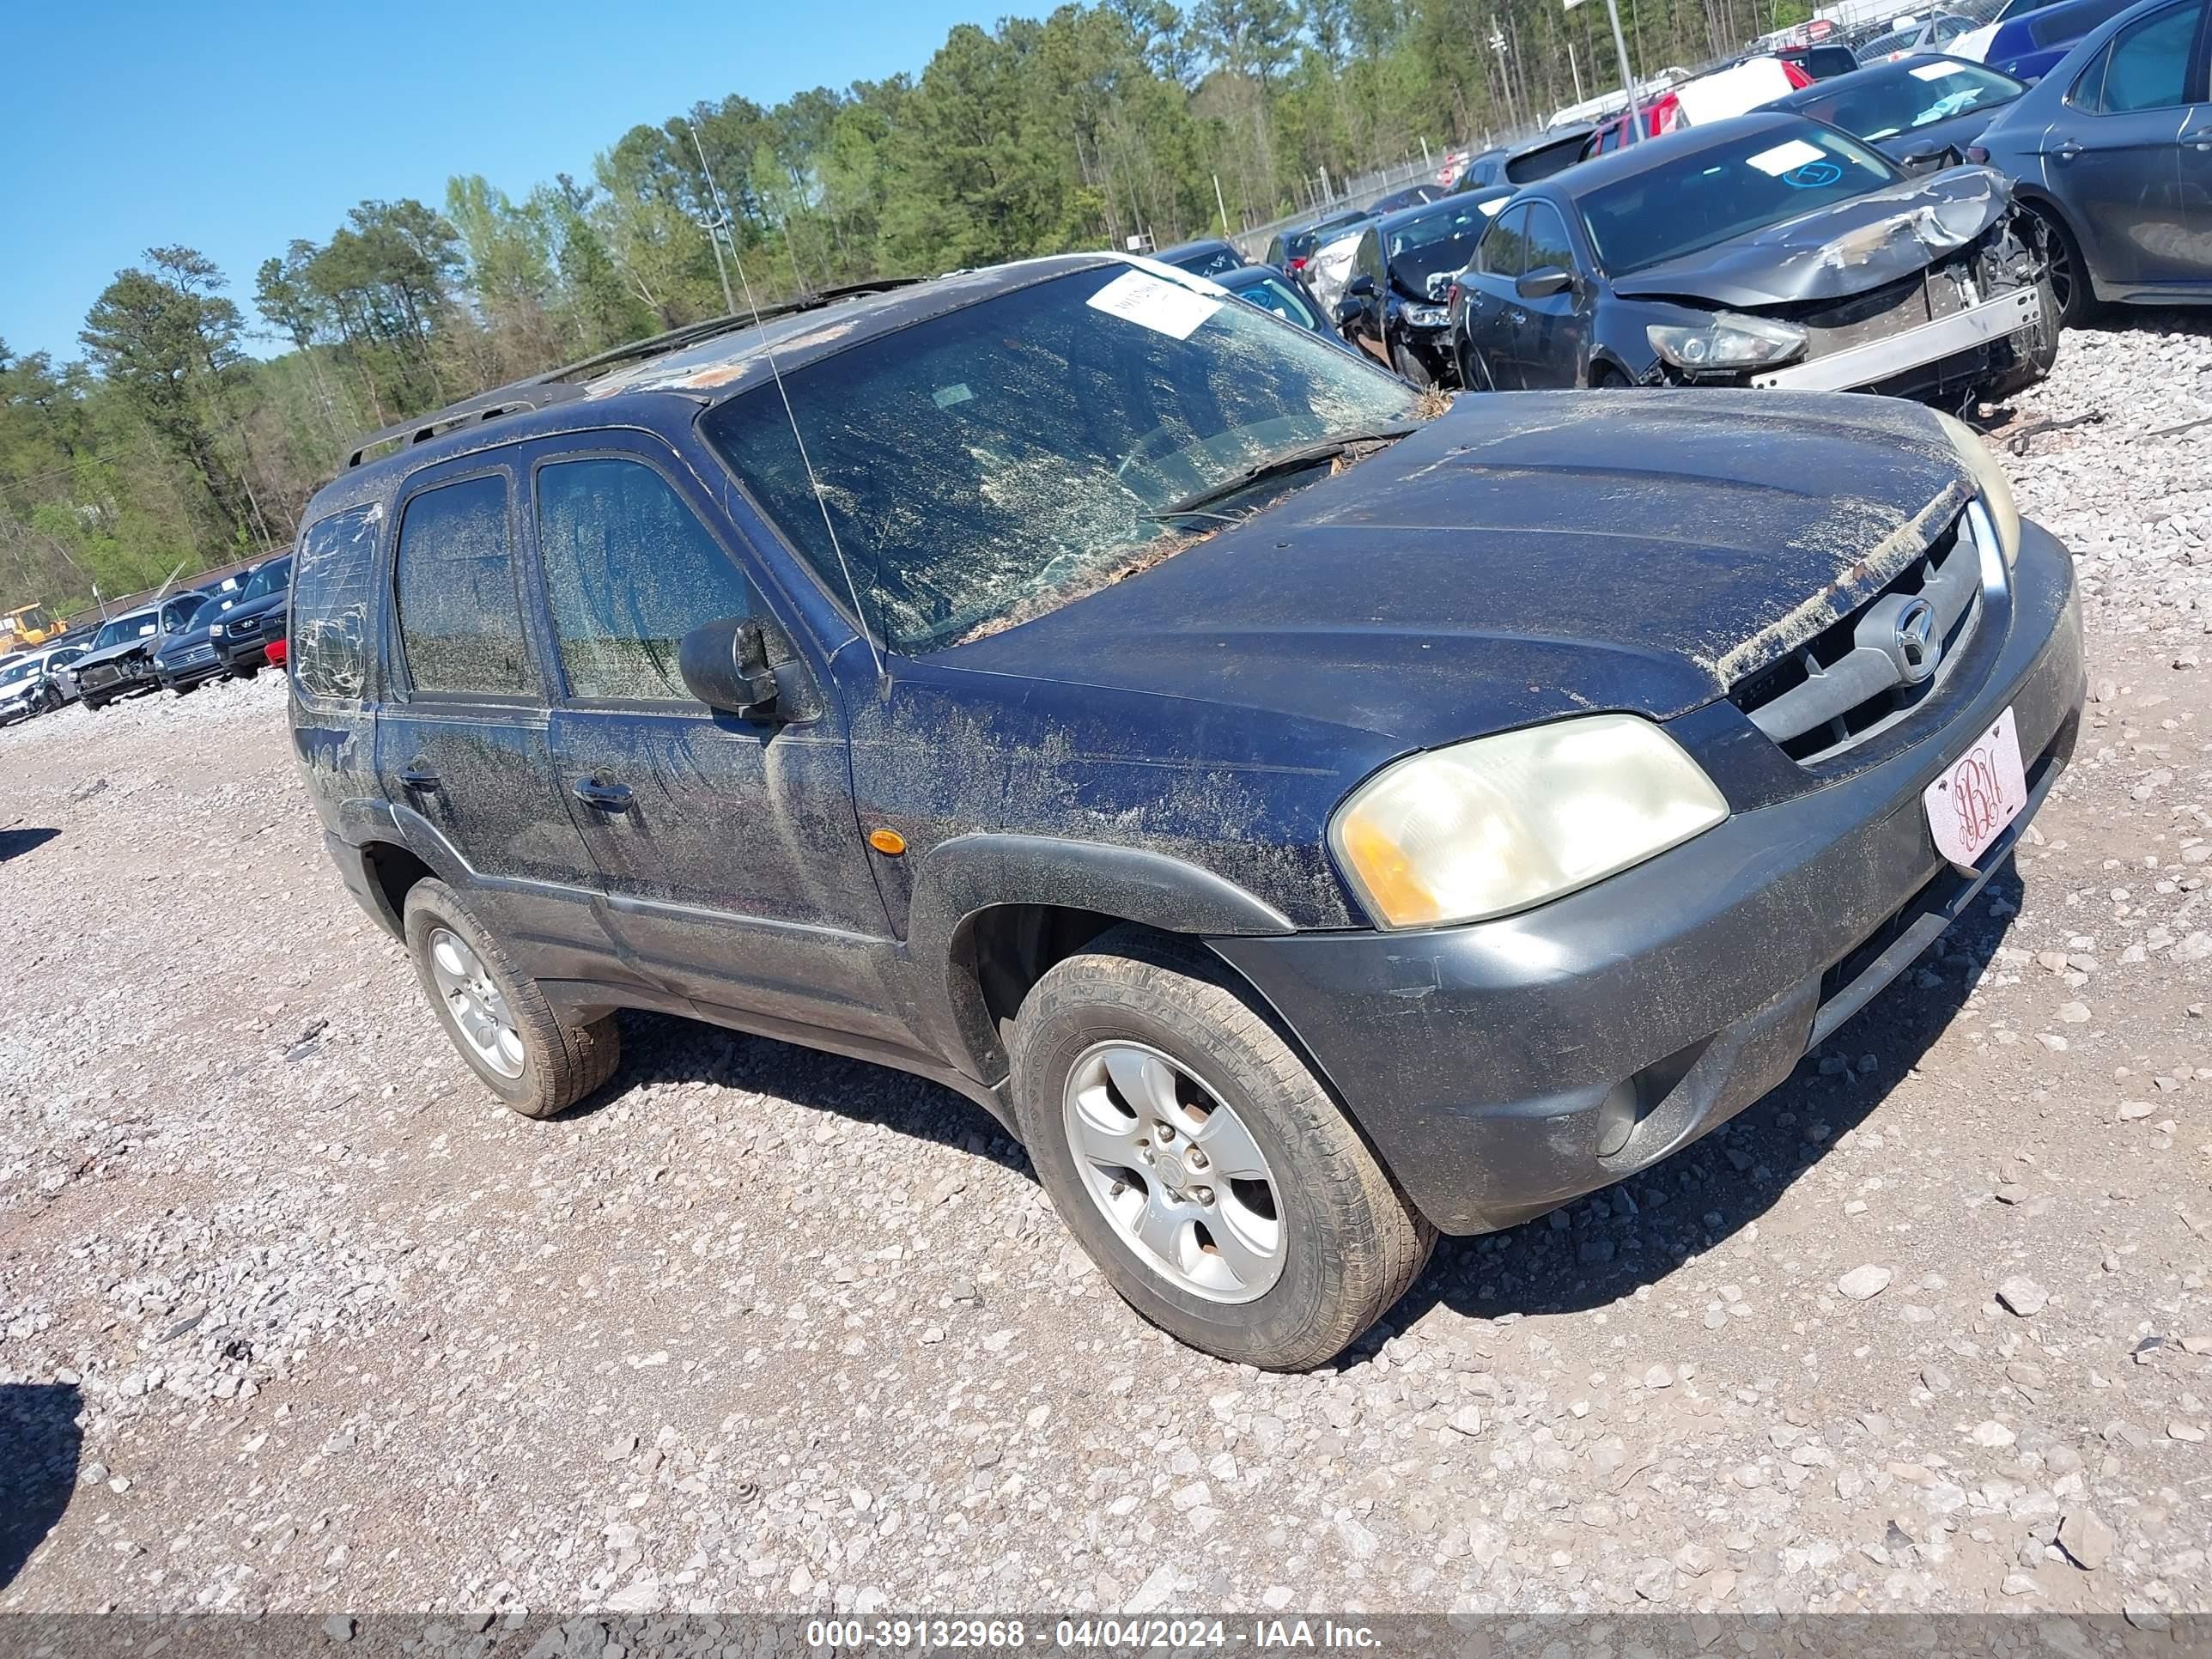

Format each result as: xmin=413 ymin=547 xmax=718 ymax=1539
xmin=1060 ymin=1040 xmax=1285 ymax=1303
xmin=427 ymin=927 xmax=526 ymax=1079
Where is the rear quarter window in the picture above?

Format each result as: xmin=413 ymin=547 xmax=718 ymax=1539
xmin=292 ymin=505 xmax=382 ymax=702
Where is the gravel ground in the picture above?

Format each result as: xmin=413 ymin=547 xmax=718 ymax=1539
xmin=2 ymin=317 xmax=2209 ymax=1626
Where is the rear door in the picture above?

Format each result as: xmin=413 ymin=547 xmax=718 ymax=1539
xmin=523 ymin=435 xmax=910 ymax=1044
xmin=2043 ymin=0 xmax=2206 ymax=289
xmin=372 ymin=456 xmax=614 ymax=984
xmin=1458 ymin=204 xmax=1528 ymax=388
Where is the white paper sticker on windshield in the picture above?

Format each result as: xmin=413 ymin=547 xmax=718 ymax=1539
xmin=1087 ymin=269 xmax=1223 ymax=340
xmin=1909 ymin=59 xmax=1960 ymax=78
xmin=1746 ymin=137 xmax=1826 ymax=176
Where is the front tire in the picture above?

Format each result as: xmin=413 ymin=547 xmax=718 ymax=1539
xmin=2023 ymin=200 xmax=2094 ymax=329
xmin=1010 ymin=926 xmax=1432 ymax=1370
xmin=1391 ymin=338 xmax=1437 ymax=389
xmin=402 ymin=878 xmax=620 ymax=1119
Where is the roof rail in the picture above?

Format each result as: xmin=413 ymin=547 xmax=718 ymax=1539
xmin=343 ymin=277 xmax=922 ymax=469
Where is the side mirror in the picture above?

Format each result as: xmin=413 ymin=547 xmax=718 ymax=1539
xmin=1516 ymin=267 xmax=1574 ymax=300
xmin=1333 ymin=298 xmax=1365 ymax=330
xmin=1346 ymin=273 xmax=1377 ymax=300
xmin=1898 ymin=142 xmax=1959 ymax=175
xmin=679 ymin=616 xmax=781 ymax=719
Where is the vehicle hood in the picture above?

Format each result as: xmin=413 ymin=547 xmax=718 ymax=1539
xmin=1609 ymin=165 xmax=2013 ymax=307
xmin=70 ymin=637 xmax=157 ymax=671
xmin=1867 ymin=106 xmax=2011 ymax=162
xmin=947 ymin=389 xmax=1972 ymax=747
xmin=222 ymin=593 xmax=286 ymax=625
xmin=0 ymin=678 xmax=39 ymax=706
xmin=156 ymin=622 xmax=222 ymax=658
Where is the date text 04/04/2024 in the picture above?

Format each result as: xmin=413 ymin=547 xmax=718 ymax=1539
xmin=802 ymin=1618 xmax=1383 ymax=1650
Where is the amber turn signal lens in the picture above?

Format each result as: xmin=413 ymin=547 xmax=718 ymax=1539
xmin=867 ymin=828 xmax=907 ymax=856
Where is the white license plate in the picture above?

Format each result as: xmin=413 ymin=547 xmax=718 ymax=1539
xmin=1923 ymin=706 xmax=2028 ymax=868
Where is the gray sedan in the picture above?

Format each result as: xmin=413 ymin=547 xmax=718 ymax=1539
xmin=1968 ymin=0 xmax=2212 ymax=324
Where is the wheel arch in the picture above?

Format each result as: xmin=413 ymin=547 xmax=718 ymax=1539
xmin=907 ymin=835 xmax=1296 ymax=1085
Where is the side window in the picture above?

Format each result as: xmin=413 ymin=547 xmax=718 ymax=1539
xmin=534 ymin=456 xmax=752 ymax=702
xmin=1479 ymin=207 xmax=1529 ymax=278
xmin=1523 ymin=204 xmax=1576 ymax=275
xmin=2087 ymin=2 xmax=2196 ymax=111
xmin=392 ymin=473 xmax=531 ymax=697
xmin=1356 ymin=230 xmax=1384 ymax=287
xmin=2068 ymin=39 xmax=2113 ymax=106
xmin=293 ymin=506 xmax=380 ymax=702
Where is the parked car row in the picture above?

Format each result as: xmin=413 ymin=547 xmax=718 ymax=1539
xmin=0 ymin=554 xmax=292 ymax=729
xmin=1231 ymin=0 xmax=2203 ymax=413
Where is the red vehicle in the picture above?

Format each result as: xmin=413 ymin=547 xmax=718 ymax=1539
xmin=1583 ymin=57 xmax=1815 ymax=155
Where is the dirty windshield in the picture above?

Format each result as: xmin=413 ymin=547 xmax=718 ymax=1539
xmin=702 ymin=264 xmax=1419 ymax=653
xmin=1385 ymin=202 xmax=1498 ymax=295
xmin=0 ymin=658 xmax=37 ymax=686
xmin=1794 ymin=60 xmax=2021 ymax=144
xmin=1578 ymin=122 xmax=1899 ymax=275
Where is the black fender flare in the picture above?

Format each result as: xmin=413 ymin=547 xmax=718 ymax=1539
xmin=905 ymin=834 xmax=1297 ymax=1083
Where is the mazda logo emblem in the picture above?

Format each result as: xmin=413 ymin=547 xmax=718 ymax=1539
xmin=1893 ymin=598 xmax=1938 ymax=684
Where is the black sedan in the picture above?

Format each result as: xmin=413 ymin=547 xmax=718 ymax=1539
xmin=1449 ymin=112 xmax=2057 ymax=405
xmin=210 ymin=554 xmax=292 ymax=676
xmin=1764 ymin=54 xmax=2028 ymax=166
xmin=1152 ymin=238 xmax=1245 ymax=280
xmin=70 ymin=592 xmax=210 ymax=711
xmin=152 ymin=587 xmax=244 ymax=692
xmin=1334 ymin=192 xmax=1513 ymax=386
xmin=1971 ymin=0 xmax=2211 ymax=326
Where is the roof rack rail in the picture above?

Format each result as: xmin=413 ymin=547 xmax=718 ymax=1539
xmin=343 ymin=276 xmax=922 ymax=469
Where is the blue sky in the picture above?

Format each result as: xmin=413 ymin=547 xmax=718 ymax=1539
xmin=0 ymin=0 xmax=1000 ymax=363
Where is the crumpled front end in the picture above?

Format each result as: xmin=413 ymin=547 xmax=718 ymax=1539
xmin=1627 ymin=170 xmax=2059 ymax=407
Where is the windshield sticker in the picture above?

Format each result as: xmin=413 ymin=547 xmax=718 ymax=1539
xmin=1086 ymin=269 xmax=1223 ymax=341
xmin=1479 ymin=196 xmax=1507 ymax=216
xmin=1909 ymin=59 xmax=1961 ymax=78
xmin=1746 ymin=137 xmax=1827 ymax=177
xmin=1784 ymin=159 xmax=1845 ymax=188
xmin=933 ymin=383 xmax=975 ymax=409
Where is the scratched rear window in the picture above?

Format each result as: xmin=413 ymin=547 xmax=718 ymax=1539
xmin=702 ymin=267 xmax=1419 ymax=654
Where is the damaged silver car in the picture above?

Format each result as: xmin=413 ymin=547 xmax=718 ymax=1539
xmin=1449 ymin=112 xmax=2060 ymax=407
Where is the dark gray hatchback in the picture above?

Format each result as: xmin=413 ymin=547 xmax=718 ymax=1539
xmin=289 ymin=253 xmax=2083 ymax=1370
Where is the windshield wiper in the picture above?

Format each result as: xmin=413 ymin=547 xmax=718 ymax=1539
xmin=1140 ymin=425 xmax=1421 ymax=522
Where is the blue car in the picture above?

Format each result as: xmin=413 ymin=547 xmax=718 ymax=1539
xmin=1973 ymin=0 xmax=2142 ymax=79
xmin=1972 ymin=0 xmax=2212 ymax=321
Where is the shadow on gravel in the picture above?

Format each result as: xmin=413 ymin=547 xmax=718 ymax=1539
xmin=0 ymin=1381 xmax=82 ymax=1591
xmin=596 ymin=1010 xmax=1030 ymax=1176
xmin=1347 ymin=862 xmax=2029 ymax=1364
xmin=0 ymin=826 xmax=59 ymax=864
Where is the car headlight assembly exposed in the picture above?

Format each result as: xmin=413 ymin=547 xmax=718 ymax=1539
xmin=1646 ymin=313 xmax=1808 ymax=371
xmin=1330 ymin=714 xmax=1730 ymax=930
xmin=1399 ymin=303 xmax=1449 ymax=329
xmin=1934 ymin=409 xmax=2021 ymax=566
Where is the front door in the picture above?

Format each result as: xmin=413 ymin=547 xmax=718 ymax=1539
xmin=2051 ymin=0 xmax=2204 ymax=290
xmin=1458 ymin=204 xmax=1528 ymax=389
xmin=372 ymin=459 xmax=616 ymax=986
xmin=521 ymin=440 xmax=911 ymax=1045
xmin=1511 ymin=201 xmax=1592 ymax=389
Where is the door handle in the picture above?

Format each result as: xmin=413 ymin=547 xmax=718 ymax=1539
xmin=1508 ymin=307 xmax=1528 ymax=326
xmin=398 ymin=763 xmax=440 ymax=792
xmin=573 ymin=778 xmax=635 ymax=811
xmin=2052 ymin=141 xmax=2082 ymax=161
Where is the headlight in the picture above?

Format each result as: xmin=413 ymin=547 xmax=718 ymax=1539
xmin=1934 ymin=410 xmax=2021 ymax=566
xmin=1330 ymin=714 xmax=1729 ymax=930
xmin=1647 ymin=313 xmax=1807 ymax=370
xmin=1400 ymin=304 xmax=1449 ymax=328
xmin=210 ymin=623 xmax=225 ymax=636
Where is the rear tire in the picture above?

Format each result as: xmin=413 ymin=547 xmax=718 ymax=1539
xmin=1010 ymin=925 xmax=1432 ymax=1370
xmin=402 ymin=878 xmax=620 ymax=1120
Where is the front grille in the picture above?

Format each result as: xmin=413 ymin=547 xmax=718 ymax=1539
xmin=176 ymin=645 xmax=216 ymax=666
xmin=78 ymin=662 xmax=121 ymax=690
xmin=1732 ymin=506 xmax=1993 ymax=767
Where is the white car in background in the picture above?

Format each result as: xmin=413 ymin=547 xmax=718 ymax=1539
xmin=0 ymin=641 xmax=88 ymax=724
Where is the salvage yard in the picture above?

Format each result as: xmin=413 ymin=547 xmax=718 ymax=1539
xmin=3 ymin=315 xmax=2210 ymax=1623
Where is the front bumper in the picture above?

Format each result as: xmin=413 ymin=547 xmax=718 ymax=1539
xmin=1751 ymin=288 xmax=2042 ymax=392
xmin=1211 ymin=519 xmax=2084 ymax=1234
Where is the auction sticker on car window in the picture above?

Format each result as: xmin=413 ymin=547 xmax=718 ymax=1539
xmin=1088 ymin=269 xmax=1222 ymax=340
xmin=1923 ymin=706 xmax=2028 ymax=868
xmin=1909 ymin=60 xmax=1962 ymax=78
xmin=1746 ymin=138 xmax=1826 ymax=177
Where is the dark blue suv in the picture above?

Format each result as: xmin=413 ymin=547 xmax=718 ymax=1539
xmin=290 ymin=254 xmax=2084 ymax=1369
